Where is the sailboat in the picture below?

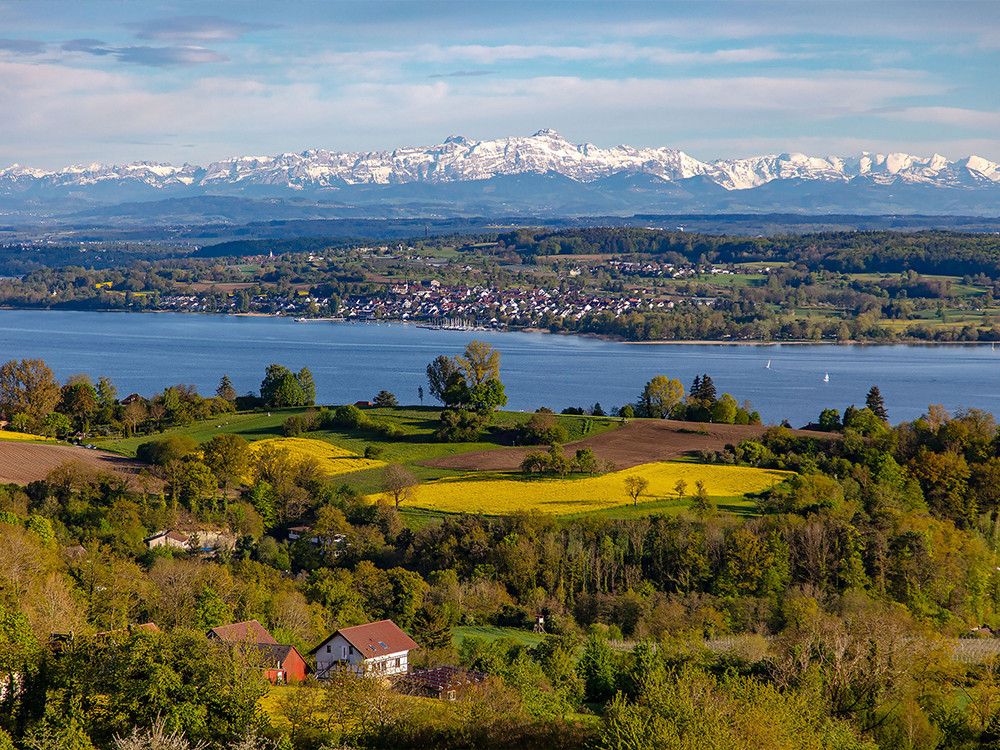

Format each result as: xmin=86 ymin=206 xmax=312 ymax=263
xmin=823 ymin=373 xmax=830 ymax=383
xmin=765 ymin=359 xmax=771 ymax=370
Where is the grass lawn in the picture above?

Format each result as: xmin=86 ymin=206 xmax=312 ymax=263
xmin=96 ymin=406 xmax=621 ymax=471
xmin=452 ymin=625 xmax=545 ymax=650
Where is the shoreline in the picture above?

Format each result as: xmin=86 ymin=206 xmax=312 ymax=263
xmin=2 ymin=307 xmax=998 ymax=347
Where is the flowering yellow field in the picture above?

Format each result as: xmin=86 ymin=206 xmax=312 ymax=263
xmin=395 ymin=462 xmax=790 ymax=516
xmin=247 ymin=437 xmax=384 ymax=477
xmin=0 ymin=430 xmax=53 ymax=442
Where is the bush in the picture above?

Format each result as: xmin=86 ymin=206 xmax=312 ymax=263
xmin=326 ymin=404 xmax=369 ymax=429
xmin=372 ymin=390 xmax=398 ymax=407
xmin=136 ymin=435 xmax=197 ymax=465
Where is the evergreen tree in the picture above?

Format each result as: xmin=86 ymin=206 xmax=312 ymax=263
xmin=215 ymin=374 xmax=237 ymax=401
xmin=866 ymin=385 xmax=888 ymax=422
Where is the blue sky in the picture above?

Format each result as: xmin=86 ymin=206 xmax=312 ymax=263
xmin=1 ymin=0 xmax=998 ymax=169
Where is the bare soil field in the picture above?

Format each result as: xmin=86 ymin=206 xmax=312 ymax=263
xmin=0 ymin=442 xmax=155 ymax=487
xmin=422 ymin=419 xmax=831 ymax=472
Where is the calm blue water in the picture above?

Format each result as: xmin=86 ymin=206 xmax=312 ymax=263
xmin=0 ymin=309 xmax=997 ymax=427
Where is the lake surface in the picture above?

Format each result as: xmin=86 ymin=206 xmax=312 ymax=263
xmin=0 ymin=309 xmax=998 ymax=426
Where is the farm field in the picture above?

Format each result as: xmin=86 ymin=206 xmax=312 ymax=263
xmin=0 ymin=442 xmax=155 ymax=487
xmin=98 ymin=407 xmax=621 ymax=468
xmin=0 ymin=431 xmax=54 ymax=442
xmin=380 ymin=462 xmax=789 ymax=516
xmin=422 ymin=419 xmax=830 ymax=472
xmin=246 ymin=437 xmax=384 ymax=478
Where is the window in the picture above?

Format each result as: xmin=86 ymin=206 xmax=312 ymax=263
xmin=395 ymin=658 xmax=400 ymax=667
xmin=378 ymin=641 xmax=387 ymax=649
xmin=326 ymin=645 xmax=330 ymax=653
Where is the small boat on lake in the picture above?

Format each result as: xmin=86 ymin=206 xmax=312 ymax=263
xmin=823 ymin=373 xmax=830 ymax=383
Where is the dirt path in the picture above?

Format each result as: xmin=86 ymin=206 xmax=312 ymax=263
xmin=421 ymin=419 xmax=829 ymax=472
xmin=0 ymin=442 xmax=155 ymax=487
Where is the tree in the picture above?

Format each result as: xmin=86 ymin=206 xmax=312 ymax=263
xmin=373 ymin=390 xmax=398 ymax=407
xmin=624 ymin=474 xmax=650 ymax=506
xmin=691 ymin=373 xmax=717 ymax=403
xmin=521 ymin=450 xmax=549 ymax=475
xmin=382 ymin=464 xmax=418 ymax=509
xmin=818 ymin=408 xmax=841 ymax=431
xmin=297 ymin=367 xmax=316 ymax=405
xmin=638 ymin=375 xmax=685 ymax=419
xmin=216 ymin=375 xmax=237 ymax=401
xmin=426 ymin=355 xmax=460 ymax=404
xmin=575 ymin=447 xmax=598 ymax=475
xmin=866 ymin=385 xmax=889 ymax=422
xmin=692 ymin=479 xmax=716 ymax=517
xmin=123 ymin=400 xmax=147 ymax=435
xmin=457 ymin=340 xmax=501 ymax=389
xmin=469 ymin=378 xmax=507 ymax=413
xmin=96 ymin=376 xmax=118 ymax=407
xmin=674 ymin=478 xmax=687 ymax=500
xmin=259 ymin=364 xmax=313 ymax=407
xmin=0 ymin=358 xmax=61 ymax=431
xmin=441 ymin=371 xmax=471 ymax=408
xmin=417 ymin=386 xmax=424 ymax=405
xmin=202 ymin=433 xmax=250 ymax=493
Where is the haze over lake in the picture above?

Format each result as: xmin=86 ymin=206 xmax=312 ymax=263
xmin=1 ymin=310 xmax=998 ymax=427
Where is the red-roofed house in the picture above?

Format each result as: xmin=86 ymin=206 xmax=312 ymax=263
xmin=254 ymin=643 xmax=309 ymax=684
xmin=312 ymin=619 xmax=417 ymax=678
xmin=207 ymin=620 xmax=277 ymax=645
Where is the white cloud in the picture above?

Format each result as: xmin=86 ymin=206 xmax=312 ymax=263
xmin=886 ymin=106 xmax=1000 ymax=129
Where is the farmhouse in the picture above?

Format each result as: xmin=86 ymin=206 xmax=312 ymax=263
xmin=312 ymin=619 xmax=417 ymax=678
xmin=207 ymin=620 xmax=308 ymax=684
xmin=143 ymin=529 xmax=189 ymax=550
xmin=254 ymin=643 xmax=309 ymax=684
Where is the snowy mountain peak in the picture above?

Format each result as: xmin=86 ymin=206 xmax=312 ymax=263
xmin=2 ymin=133 xmax=999 ymax=202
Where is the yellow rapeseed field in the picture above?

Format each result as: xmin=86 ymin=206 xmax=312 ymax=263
xmin=247 ymin=437 xmax=384 ymax=478
xmin=0 ymin=430 xmax=53 ymax=442
xmin=393 ymin=462 xmax=790 ymax=516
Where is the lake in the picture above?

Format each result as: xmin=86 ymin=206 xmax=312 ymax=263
xmin=0 ymin=309 xmax=998 ymax=427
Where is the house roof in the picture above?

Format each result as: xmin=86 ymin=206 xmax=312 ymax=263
xmin=398 ymin=666 xmax=486 ymax=692
xmin=253 ymin=643 xmax=304 ymax=670
xmin=208 ymin=620 xmax=277 ymax=644
xmin=143 ymin=529 xmax=189 ymax=544
xmin=314 ymin=619 xmax=417 ymax=657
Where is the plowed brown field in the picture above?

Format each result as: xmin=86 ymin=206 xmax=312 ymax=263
xmin=0 ymin=442 xmax=154 ymax=487
xmin=421 ymin=419 xmax=830 ymax=472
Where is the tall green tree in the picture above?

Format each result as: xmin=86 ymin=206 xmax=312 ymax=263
xmin=0 ymin=358 xmax=61 ymax=431
xmin=866 ymin=384 xmax=889 ymax=422
xmin=457 ymin=340 xmax=501 ymax=389
xmin=426 ymin=355 xmax=460 ymax=404
xmin=638 ymin=375 xmax=685 ymax=419
xmin=215 ymin=374 xmax=237 ymax=401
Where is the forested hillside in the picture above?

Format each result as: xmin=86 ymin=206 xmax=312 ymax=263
xmin=3 ymin=354 xmax=1000 ymax=748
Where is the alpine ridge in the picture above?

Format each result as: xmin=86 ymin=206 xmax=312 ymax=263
xmin=3 ymin=129 xmax=999 ymax=194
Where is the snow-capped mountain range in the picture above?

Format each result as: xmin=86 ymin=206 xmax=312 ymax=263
xmin=3 ymin=129 xmax=999 ymax=194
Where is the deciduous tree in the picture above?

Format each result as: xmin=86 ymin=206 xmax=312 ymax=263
xmin=624 ymin=474 xmax=650 ymax=506
xmin=382 ymin=464 xmax=418 ymax=509
xmin=457 ymin=340 xmax=501 ymax=389
xmin=0 ymin=358 xmax=61 ymax=431
xmin=638 ymin=375 xmax=684 ymax=419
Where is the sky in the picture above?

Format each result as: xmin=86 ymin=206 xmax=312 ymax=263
xmin=1 ymin=0 xmax=999 ymax=170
